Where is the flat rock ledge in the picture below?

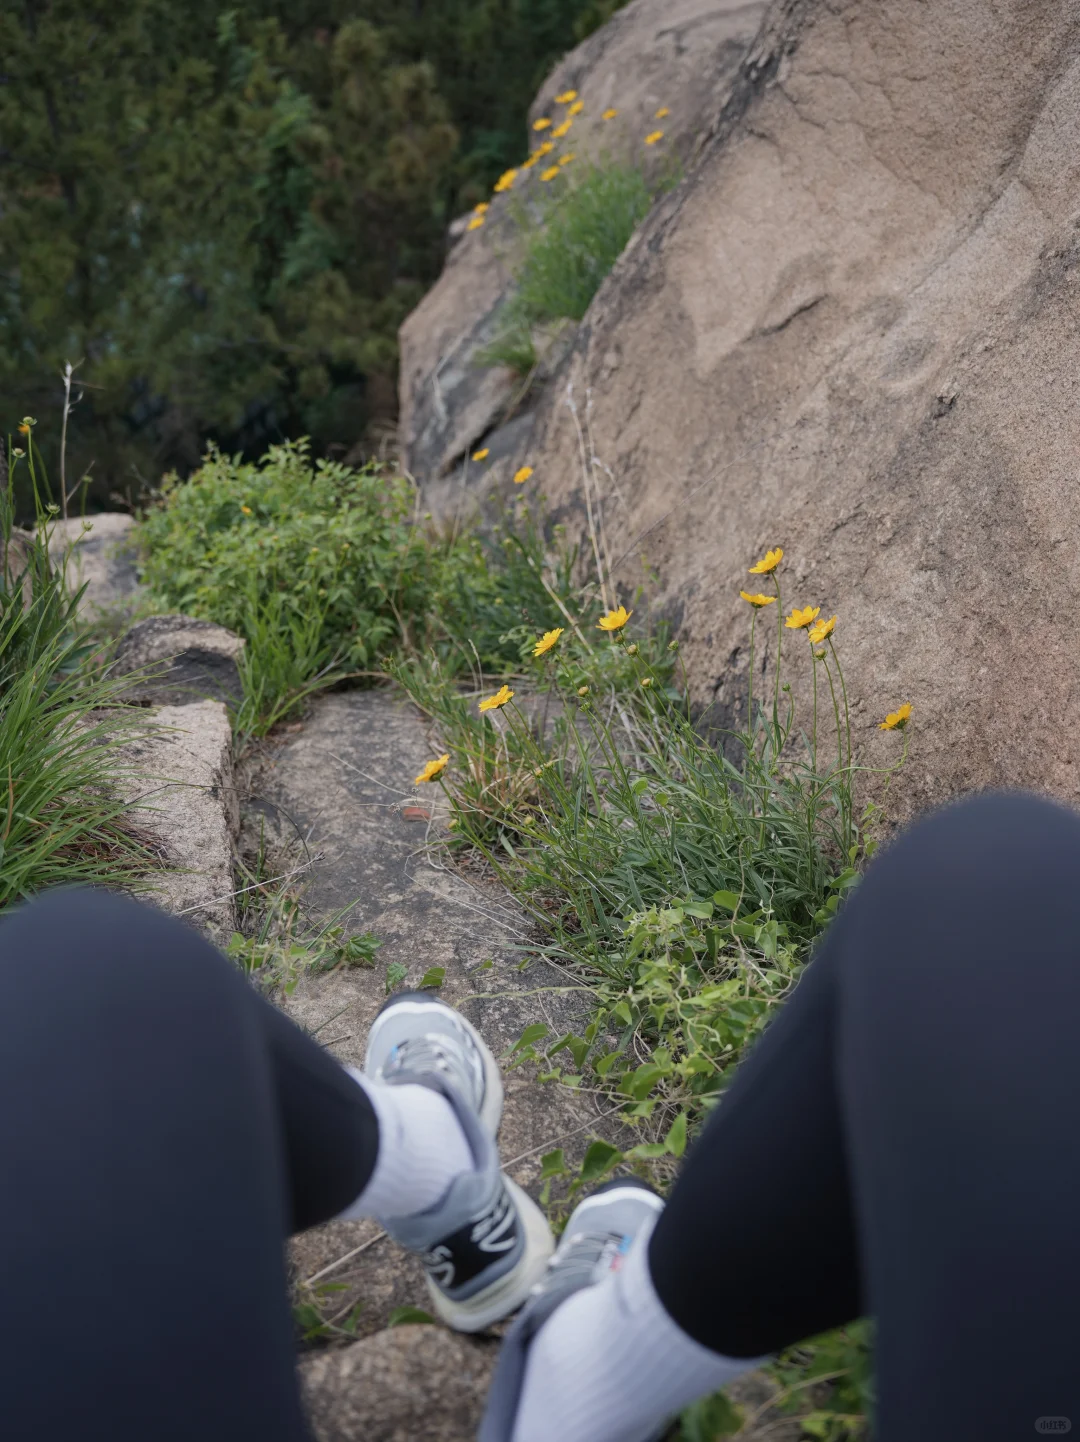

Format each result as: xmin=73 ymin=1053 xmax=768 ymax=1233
xmin=117 ymin=699 xmax=239 ymax=944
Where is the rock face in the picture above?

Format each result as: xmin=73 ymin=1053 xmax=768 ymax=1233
xmin=113 ymin=615 xmax=244 ymax=707
xmin=117 ymin=699 xmax=239 ymax=943
xmin=46 ymin=513 xmax=141 ymax=621
xmin=438 ymin=0 xmax=1080 ymax=819
xmin=398 ymin=0 xmax=767 ymax=514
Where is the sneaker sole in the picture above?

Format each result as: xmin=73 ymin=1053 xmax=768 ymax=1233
xmin=425 ymin=1176 xmax=555 ymax=1333
xmin=365 ymin=993 xmax=505 ymax=1136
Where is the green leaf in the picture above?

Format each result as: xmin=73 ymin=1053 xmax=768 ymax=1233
xmin=712 ymin=890 xmax=742 ymax=913
xmin=539 ymin=1147 xmax=567 ymax=1178
xmin=664 ymin=1112 xmax=688 ymax=1158
xmin=418 ymin=965 xmax=446 ymax=990
xmin=384 ymin=961 xmax=409 ymax=994
xmin=682 ymin=901 xmax=714 ymax=920
xmin=510 ymin=1022 xmax=550 ymax=1054
xmin=579 ymin=1139 xmax=622 ymax=1184
xmin=387 ymin=1306 xmax=435 ymax=1328
xmin=678 ymin=1389 xmax=744 ymax=1441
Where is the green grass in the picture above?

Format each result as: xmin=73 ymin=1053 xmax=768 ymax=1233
xmin=393 ymin=551 xmax=909 ymax=1439
xmin=480 ymin=162 xmax=655 ymax=375
xmin=0 ymin=430 xmax=159 ymax=905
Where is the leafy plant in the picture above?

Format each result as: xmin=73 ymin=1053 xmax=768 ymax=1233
xmin=0 ymin=428 xmax=159 ymax=905
xmin=139 ymin=439 xmax=589 ymax=733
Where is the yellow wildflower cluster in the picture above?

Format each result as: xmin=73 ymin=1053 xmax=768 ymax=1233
xmin=472 ymin=447 xmax=489 ymax=461
xmin=555 ymin=89 xmax=578 ymax=104
xmin=645 ymin=130 xmax=665 ymax=146
xmin=513 ymin=465 xmax=533 ymax=484
xmin=493 ymin=168 xmax=517 ymax=194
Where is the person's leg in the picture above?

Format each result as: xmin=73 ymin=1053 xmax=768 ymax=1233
xmin=505 ymin=792 xmax=1080 ymax=1442
xmin=0 ymin=887 xmax=320 ymax=1441
xmin=0 ymin=888 xmax=484 ymax=1440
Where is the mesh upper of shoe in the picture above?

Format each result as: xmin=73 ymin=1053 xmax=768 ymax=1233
xmin=381 ymin=1027 xmax=486 ymax=1112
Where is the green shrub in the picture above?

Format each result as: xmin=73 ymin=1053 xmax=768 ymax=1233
xmin=138 ymin=439 xmax=589 ymax=732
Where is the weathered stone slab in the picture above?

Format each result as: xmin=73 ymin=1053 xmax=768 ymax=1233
xmin=118 ymin=699 xmax=239 ymax=944
xmin=113 ymin=615 xmax=244 ymax=708
xmin=244 ymin=690 xmax=622 ymax=1336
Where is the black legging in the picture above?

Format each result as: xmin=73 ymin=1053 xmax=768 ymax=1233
xmin=0 ymin=886 xmax=377 ymax=1440
xmin=2 ymin=794 xmax=1078 ymax=1439
xmin=650 ymin=790 xmax=1080 ymax=1439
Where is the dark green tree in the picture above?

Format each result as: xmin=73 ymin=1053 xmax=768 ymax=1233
xmin=0 ymin=0 xmax=628 ymax=503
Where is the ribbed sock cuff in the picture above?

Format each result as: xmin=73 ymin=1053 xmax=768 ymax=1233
xmin=511 ymin=1218 xmax=765 ymax=1442
xmin=335 ymin=1069 xmax=473 ymax=1222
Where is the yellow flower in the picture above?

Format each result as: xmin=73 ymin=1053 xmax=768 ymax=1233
xmin=552 ymin=119 xmax=573 ymax=138
xmin=474 ymin=202 xmax=489 ymax=214
xmin=541 ymin=166 xmax=560 ymax=182
xmin=472 ymin=448 xmax=490 ymax=461
xmin=556 ymin=89 xmax=578 ymax=104
xmin=740 ymin=591 xmax=776 ymax=608
xmin=479 ymin=684 xmax=515 ymax=713
xmin=467 ymin=215 xmax=486 ymax=230
xmin=17 ymin=424 xmax=29 ymax=437
xmin=568 ymin=100 xmax=584 ymax=116
xmin=748 ymin=547 xmax=784 ymax=575
xmin=415 ymin=754 xmax=450 ymax=785
xmin=521 ymin=153 xmax=540 ymax=169
xmin=640 ymin=677 xmax=652 ymax=688
xmin=879 ymin=703 xmax=913 ymax=732
xmin=493 ymin=168 xmax=518 ymax=193
xmin=655 ymin=106 xmax=670 ymax=119
xmin=602 ymin=107 xmax=618 ymax=120
xmin=645 ymin=130 xmax=665 ymax=145
xmin=240 ymin=505 xmax=253 ymax=516
xmin=808 ymin=614 xmax=837 ymax=645
xmin=513 ymin=465 xmax=534 ymax=485
xmin=598 ymin=605 xmax=632 ymax=632
xmin=533 ymin=117 xmax=552 ymax=131
xmin=533 ymin=627 xmax=564 ymax=657
xmin=785 ymin=606 xmax=821 ymax=631
xmin=558 ymin=153 xmax=576 ymax=167
xmin=538 ymin=140 xmax=555 ymax=155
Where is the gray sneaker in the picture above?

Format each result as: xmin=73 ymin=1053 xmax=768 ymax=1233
xmin=479 ymin=1179 xmax=666 ymax=1441
xmin=363 ymin=991 xmax=554 ymax=1332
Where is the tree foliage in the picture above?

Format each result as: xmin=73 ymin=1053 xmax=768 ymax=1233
xmin=0 ymin=0 xmax=627 ymax=504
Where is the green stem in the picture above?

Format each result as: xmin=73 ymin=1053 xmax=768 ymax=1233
xmin=772 ymin=574 xmax=783 ymax=745
xmin=747 ymin=608 xmax=756 ymax=749
xmin=829 ymin=636 xmax=852 ymax=775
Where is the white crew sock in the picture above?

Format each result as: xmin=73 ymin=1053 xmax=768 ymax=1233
xmin=512 ymin=1219 xmax=764 ymax=1442
xmin=335 ymin=1069 xmax=474 ymax=1222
